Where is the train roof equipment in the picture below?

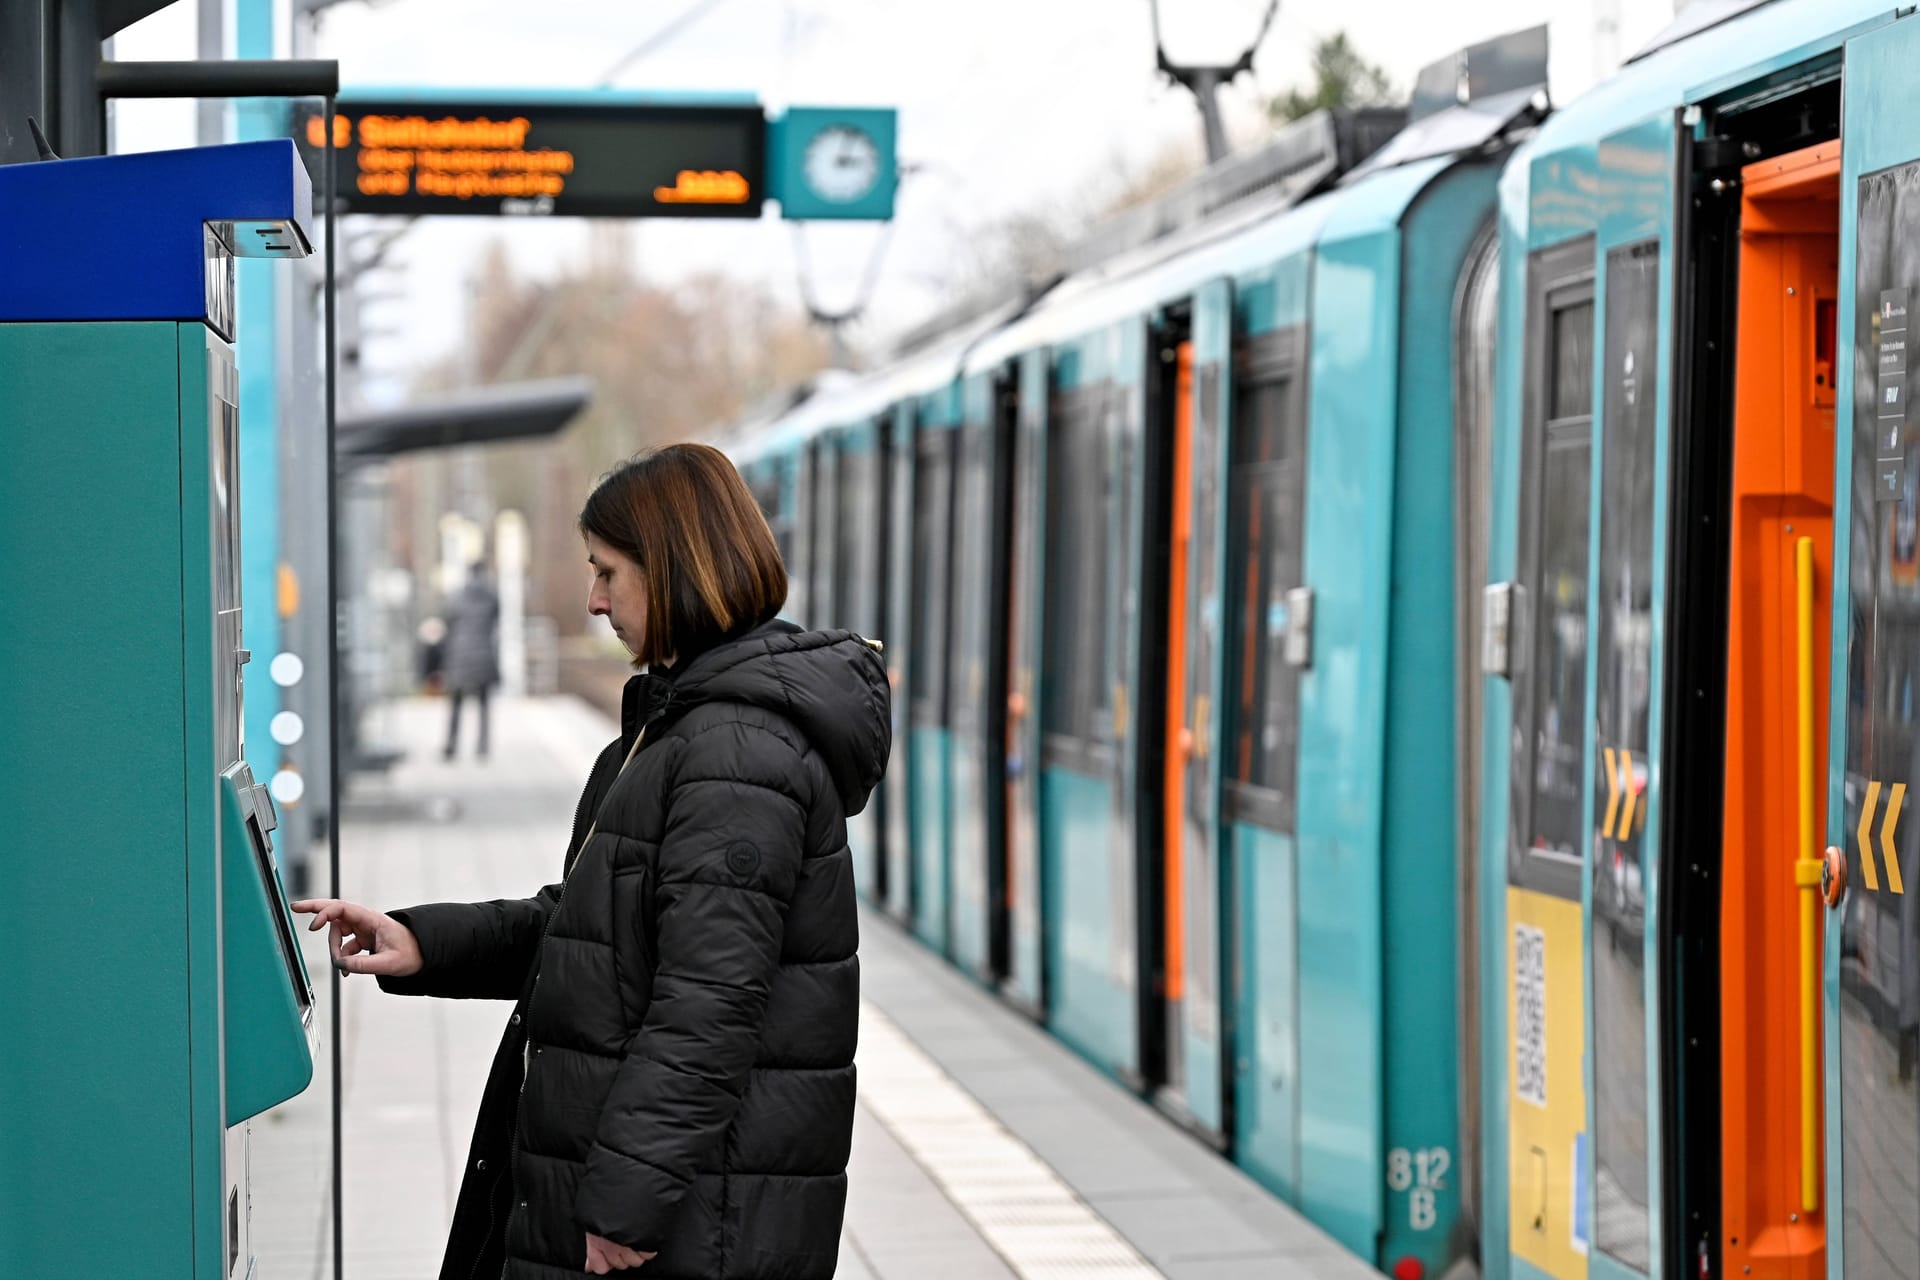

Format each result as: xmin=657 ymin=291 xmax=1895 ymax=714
xmin=717 ymin=25 xmax=1552 ymax=466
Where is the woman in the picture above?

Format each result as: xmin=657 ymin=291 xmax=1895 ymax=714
xmin=295 ymin=444 xmax=890 ymax=1279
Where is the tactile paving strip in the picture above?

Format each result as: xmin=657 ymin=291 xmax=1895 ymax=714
xmin=857 ymin=1001 xmax=1165 ymax=1279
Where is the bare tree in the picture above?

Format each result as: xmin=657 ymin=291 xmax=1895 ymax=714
xmin=397 ymin=241 xmax=830 ymax=639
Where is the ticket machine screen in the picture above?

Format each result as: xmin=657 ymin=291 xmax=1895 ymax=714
xmin=222 ymin=761 xmax=316 ymax=1124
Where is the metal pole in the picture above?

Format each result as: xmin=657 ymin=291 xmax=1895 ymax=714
xmin=1145 ymin=0 xmax=1279 ymax=167
xmin=195 ymin=0 xmax=223 ymax=145
xmin=324 ymin=94 xmax=345 ymax=1280
xmin=1189 ymin=67 xmax=1231 ymax=165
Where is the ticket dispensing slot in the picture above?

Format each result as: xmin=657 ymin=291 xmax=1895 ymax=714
xmin=221 ymin=761 xmax=316 ymax=1124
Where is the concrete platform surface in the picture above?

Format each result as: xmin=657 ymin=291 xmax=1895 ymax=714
xmin=246 ymin=695 xmax=1380 ymax=1280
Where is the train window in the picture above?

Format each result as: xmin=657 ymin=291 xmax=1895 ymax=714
xmin=953 ymin=415 xmax=991 ymax=682
xmin=745 ymin=463 xmax=771 ymax=518
xmin=791 ymin=449 xmax=814 ymax=624
xmin=748 ymin=463 xmax=795 ymax=577
xmin=1513 ymin=243 xmax=1596 ymax=897
xmin=835 ymin=441 xmax=867 ymax=634
xmin=887 ymin=415 xmax=914 ymax=675
xmin=1529 ymin=412 xmax=1592 ymax=862
xmin=1226 ymin=361 xmax=1307 ymax=823
xmin=1840 ymin=157 xmax=1920 ymax=1276
xmin=1551 ymin=302 xmax=1596 ymax=419
xmin=810 ymin=444 xmax=837 ymax=628
xmin=1043 ymin=385 xmax=1113 ymax=753
xmin=909 ymin=429 xmax=954 ymax=721
xmin=1591 ymin=241 xmax=1657 ymax=1272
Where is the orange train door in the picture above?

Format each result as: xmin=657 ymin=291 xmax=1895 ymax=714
xmin=1720 ymin=140 xmax=1839 ymax=1280
xmin=1164 ymin=342 xmax=1195 ymax=1093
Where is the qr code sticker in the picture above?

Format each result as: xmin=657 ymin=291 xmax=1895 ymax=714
xmin=1515 ymin=924 xmax=1547 ymax=1107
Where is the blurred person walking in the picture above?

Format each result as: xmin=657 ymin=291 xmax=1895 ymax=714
xmin=417 ymin=616 xmax=448 ymax=694
xmin=295 ymin=444 xmax=889 ymax=1278
xmin=443 ymin=562 xmax=501 ymax=759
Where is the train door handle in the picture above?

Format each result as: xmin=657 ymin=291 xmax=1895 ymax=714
xmin=1822 ymin=845 xmax=1847 ymax=906
xmin=1282 ymin=587 xmax=1314 ymax=669
xmin=1482 ymin=582 xmax=1519 ymax=678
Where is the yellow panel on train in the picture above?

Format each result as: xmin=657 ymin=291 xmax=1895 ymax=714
xmin=1508 ymin=886 xmax=1588 ymax=1280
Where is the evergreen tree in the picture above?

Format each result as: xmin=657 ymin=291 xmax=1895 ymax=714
xmin=1270 ymin=32 xmax=1394 ymax=122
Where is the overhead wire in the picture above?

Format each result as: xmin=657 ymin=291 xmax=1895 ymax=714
xmin=597 ymin=0 xmax=740 ymax=87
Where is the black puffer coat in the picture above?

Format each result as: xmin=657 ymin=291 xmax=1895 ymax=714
xmin=379 ymin=622 xmax=889 ymax=1280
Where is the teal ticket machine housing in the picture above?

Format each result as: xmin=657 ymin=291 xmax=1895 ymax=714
xmin=0 ymin=140 xmax=318 ymax=1277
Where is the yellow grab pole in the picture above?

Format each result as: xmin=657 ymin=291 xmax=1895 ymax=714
xmin=1795 ymin=535 xmax=1822 ymax=1214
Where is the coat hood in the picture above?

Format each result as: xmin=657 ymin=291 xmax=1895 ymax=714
xmin=621 ymin=620 xmax=892 ymax=815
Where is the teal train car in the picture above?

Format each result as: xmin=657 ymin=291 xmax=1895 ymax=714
xmin=723 ymin=312 xmax=1019 ymax=936
xmin=717 ymin=32 xmax=1541 ymax=1274
xmin=1481 ymin=3 xmax=1920 ymax=1280
xmin=741 ymin=409 xmax=895 ymax=901
xmin=718 ymin=5 xmax=1920 ymax=1276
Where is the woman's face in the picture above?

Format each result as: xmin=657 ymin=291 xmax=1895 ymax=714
xmin=585 ymin=533 xmax=649 ymax=659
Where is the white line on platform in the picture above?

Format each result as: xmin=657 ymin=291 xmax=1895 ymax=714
xmin=857 ymin=1000 xmax=1165 ymax=1280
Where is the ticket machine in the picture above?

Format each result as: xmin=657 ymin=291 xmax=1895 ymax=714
xmin=0 ymin=141 xmax=317 ymax=1277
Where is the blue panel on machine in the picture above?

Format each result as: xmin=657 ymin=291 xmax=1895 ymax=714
xmin=0 ymin=139 xmax=311 ymax=328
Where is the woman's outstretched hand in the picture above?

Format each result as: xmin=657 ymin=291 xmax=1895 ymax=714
xmin=290 ymin=899 xmax=424 ymax=978
xmin=584 ymin=1233 xmax=654 ymax=1273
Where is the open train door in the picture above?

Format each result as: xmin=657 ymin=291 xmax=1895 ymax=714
xmin=1165 ymin=278 xmax=1233 ymax=1140
xmin=1829 ymin=14 xmax=1920 ymax=1273
xmin=949 ymin=371 xmax=1012 ymax=983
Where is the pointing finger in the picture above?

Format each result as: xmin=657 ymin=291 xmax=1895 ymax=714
xmin=338 ymin=949 xmax=410 ymax=977
xmin=305 ymin=902 xmax=344 ymax=932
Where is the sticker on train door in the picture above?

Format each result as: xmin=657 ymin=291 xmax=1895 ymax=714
xmin=1514 ymin=924 xmax=1548 ymax=1105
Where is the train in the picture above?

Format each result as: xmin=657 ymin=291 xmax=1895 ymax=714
xmin=713 ymin=3 xmax=1920 ymax=1278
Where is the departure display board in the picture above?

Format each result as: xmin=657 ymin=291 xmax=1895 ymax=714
xmin=293 ymin=98 xmax=767 ymax=218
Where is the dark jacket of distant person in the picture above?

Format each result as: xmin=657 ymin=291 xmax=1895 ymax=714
xmin=442 ymin=573 xmax=501 ymax=694
xmin=381 ymin=617 xmax=889 ymax=1279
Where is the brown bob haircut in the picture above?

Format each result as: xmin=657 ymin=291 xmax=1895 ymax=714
xmin=578 ymin=443 xmax=788 ymax=667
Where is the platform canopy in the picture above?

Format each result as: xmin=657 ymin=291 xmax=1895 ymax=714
xmin=338 ymin=375 xmax=592 ymax=460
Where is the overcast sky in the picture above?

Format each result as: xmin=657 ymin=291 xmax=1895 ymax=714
xmin=115 ymin=0 xmax=1680 ymax=400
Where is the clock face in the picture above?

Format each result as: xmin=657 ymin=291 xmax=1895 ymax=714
xmin=803 ymin=125 xmax=881 ymax=204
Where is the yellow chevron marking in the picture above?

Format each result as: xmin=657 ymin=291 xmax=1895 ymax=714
xmin=1859 ymin=782 xmax=1883 ymax=892
xmin=1883 ymin=783 xmax=1906 ymax=896
xmin=1616 ymin=750 xmax=1638 ymax=842
xmin=1602 ymin=748 xmax=1621 ymax=840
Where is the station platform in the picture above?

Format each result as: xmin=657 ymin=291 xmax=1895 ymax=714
xmin=249 ymin=695 xmax=1379 ymax=1280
